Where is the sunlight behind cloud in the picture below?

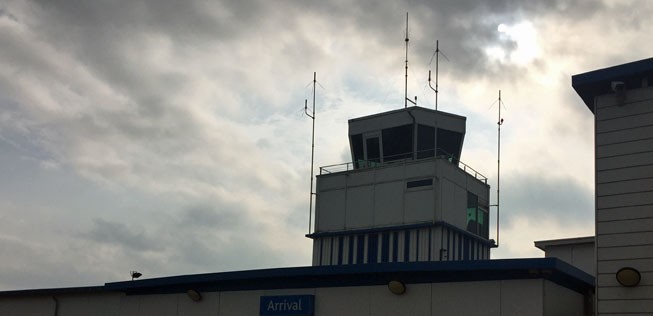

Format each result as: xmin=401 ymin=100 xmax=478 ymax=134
xmin=486 ymin=21 xmax=540 ymax=65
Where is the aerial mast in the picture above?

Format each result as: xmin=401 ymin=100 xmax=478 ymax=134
xmin=304 ymin=72 xmax=317 ymax=233
xmin=404 ymin=12 xmax=416 ymax=108
xmin=428 ymin=40 xmax=448 ymax=111
xmin=496 ymin=90 xmax=504 ymax=247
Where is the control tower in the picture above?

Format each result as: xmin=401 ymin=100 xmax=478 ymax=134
xmin=307 ymin=106 xmax=492 ymax=266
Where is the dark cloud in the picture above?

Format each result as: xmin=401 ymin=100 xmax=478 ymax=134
xmin=180 ymin=203 xmax=247 ymax=230
xmin=0 ymin=7 xmax=18 ymax=22
xmin=82 ymin=218 xmax=165 ymax=252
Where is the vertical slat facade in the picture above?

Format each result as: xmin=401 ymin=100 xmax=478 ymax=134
xmin=312 ymin=226 xmax=491 ymax=266
xmin=595 ymin=87 xmax=653 ymax=315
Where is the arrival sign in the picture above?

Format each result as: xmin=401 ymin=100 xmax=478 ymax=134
xmin=259 ymin=295 xmax=315 ymax=316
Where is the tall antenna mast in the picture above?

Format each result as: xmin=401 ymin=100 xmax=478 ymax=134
xmin=495 ymin=90 xmax=504 ymax=247
xmin=428 ymin=41 xmax=440 ymax=110
xmin=304 ymin=72 xmax=317 ymax=234
xmin=435 ymin=40 xmax=439 ymax=109
xmin=428 ymin=40 xmax=448 ymax=111
xmin=404 ymin=12 xmax=416 ymax=108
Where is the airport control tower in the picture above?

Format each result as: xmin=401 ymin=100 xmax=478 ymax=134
xmin=307 ymin=106 xmax=493 ymax=266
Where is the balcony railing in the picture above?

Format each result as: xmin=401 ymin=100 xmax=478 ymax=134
xmin=319 ymin=149 xmax=487 ymax=184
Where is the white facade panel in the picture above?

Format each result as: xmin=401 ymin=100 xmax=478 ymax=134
xmin=218 ymin=291 xmax=262 ymax=316
xmin=374 ymin=182 xmax=404 ymax=226
xmin=598 ymin=258 xmax=653 ymax=272
xmin=500 ymin=279 xmax=544 ymax=316
xmin=135 ymin=294 xmax=179 ymax=316
xmin=178 ymin=291 xmax=220 ymax=316
xmin=593 ymin=83 xmax=653 ymax=315
xmin=404 ymin=189 xmax=434 ymax=223
xmin=374 ymin=165 xmax=406 ymax=183
xmin=0 ymin=296 xmax=55 ymax=316
xmin=58 ymin=294 xmax=121 ymax=316
xmin=598 ymin=285 xmax=653 ymax=300
xmin=597 ymin=138 xmax=653 ymax=158
xmin=431 ymin=281 xmax=502 ymax=315
xmin=440 ymin=179 xmax=455 ymax=223
xmin=595 ymin=90 xmax=653 ymax=120
xmin=118 ymin=295 xmax=140 ymax=315
xmin=597 ymin=191 xmax=653 ymax=209
xmin=596 ymin=151 xmax=653 ymax=171
xmin=597 ymin=218 xmax=653 ymax=234
xmin=317 ymin=174 xmax=347 ymax=191
xmin=597 ymin=165 xmax=653 ymax=184
xmin=405 ymin=162 xmax=435 ymax=179
xmin=596 ymin=178 xmax=653 ymax=196
xmin=544 ymin=280 xmax=584 ymax=316
xmin=346 ymin=170 xmax=375 ymax=187
xmin=452 ymin=185 xmax=468 ymax=228
xmin=596 ymin=111 xmax=653 ymax=133
xmin=345 ymin=185 xmax=374 ymax=228
xmin=315 ymin=286 xmax=370 ymax=316
xmin=597 ymin=299 xmax=653 ymax=314
xmin=316 ymin=189 xmax=346 ymax=231
xmin=597 ymin=231 xmax=653 ymax=248
xmin=542 ymin=243 xmax=595 ymax=276
xmin=369 ymin=284 xmax=431 ymax=316
xmin=596 ymin=125 xmax=653 ymax=146
xmin=597 ymin=245 xmax=653 ymax=261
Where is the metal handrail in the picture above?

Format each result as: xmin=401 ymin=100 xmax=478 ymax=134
xmin=319 ymin=149 xmax=487 ymax=184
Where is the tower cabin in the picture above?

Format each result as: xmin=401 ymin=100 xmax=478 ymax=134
xmin=308 ymin=106 xmax=493 ymax=266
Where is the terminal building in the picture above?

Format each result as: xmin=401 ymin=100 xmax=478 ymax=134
xmin=1 ymin=58 xmax=652 ymax=315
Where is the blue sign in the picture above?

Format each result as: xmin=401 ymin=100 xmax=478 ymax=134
xmin=260 ymin=295 xmax=315 ymax=316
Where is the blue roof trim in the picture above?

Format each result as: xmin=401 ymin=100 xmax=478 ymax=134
xmin=572 ymin=57 xmax=653 ymax=113
xmin=0 ymin=286 xmax=107 ymax=297
xmin=104 ymin=258 xmax=593 ymax=296
xmin=306 ymin=221 xmax=496 ymax=247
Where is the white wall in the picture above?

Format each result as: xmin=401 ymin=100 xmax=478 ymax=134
xmin=315 ymin=158 xmax=488 ymax=233
xmin=595 ymin=86 xmax=653 ymax=315
xmin=543 ymin=243 xmax=595 ymax=275
xmin=0 ymin=279 xmax=587 ymax=316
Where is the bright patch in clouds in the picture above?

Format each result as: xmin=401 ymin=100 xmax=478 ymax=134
xmin=486 ymin=21 xmax=540 ymax=65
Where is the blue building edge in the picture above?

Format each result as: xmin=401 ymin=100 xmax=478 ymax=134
xmin=0 ymin=258 xmax=593 ymax=297
xmin=572 ymin=57 xmax=653 ymax=112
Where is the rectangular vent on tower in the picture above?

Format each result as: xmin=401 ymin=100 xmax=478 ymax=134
xmin=406 ymin=178 xmax=433 ymax=189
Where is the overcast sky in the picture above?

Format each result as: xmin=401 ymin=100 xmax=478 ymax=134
xmin=0 ymin=0 xmax=650 ymax=290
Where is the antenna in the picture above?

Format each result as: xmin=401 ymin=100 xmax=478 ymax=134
xmin=494 ymin=90 xmax=505 ymax=247
xmin=428 ymin=40 xmax=449 ymax=111
xmin=404 ymin=12 xmax=416 ymax=108
xmin=304 ymin=72 xmax=317 ymax=234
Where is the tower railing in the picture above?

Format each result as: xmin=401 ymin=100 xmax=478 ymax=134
xmin=319 ymin=149 xmax=487 ymax=184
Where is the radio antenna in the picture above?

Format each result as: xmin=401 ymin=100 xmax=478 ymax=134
xmin=492 ymin=90 xmax=505 ymax=247
xmin=428 ymin=40 xmax=449 ymax=111
xmin=404 ymin=12 xmax=416 ymax=108
xmin=304 ymin=72 xmax=317 ymax=234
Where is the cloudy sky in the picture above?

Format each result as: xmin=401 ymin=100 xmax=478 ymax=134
xmin=0 ymin=0 xmax=650 ymax=290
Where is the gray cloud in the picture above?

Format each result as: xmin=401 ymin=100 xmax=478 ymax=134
xmin=0 ymin=0 xmax=649 ymax=290
xmin=82 ymin=218 xmax=164 ymax=252
xmin=501 ymin=173 xmax=594 ymax=227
